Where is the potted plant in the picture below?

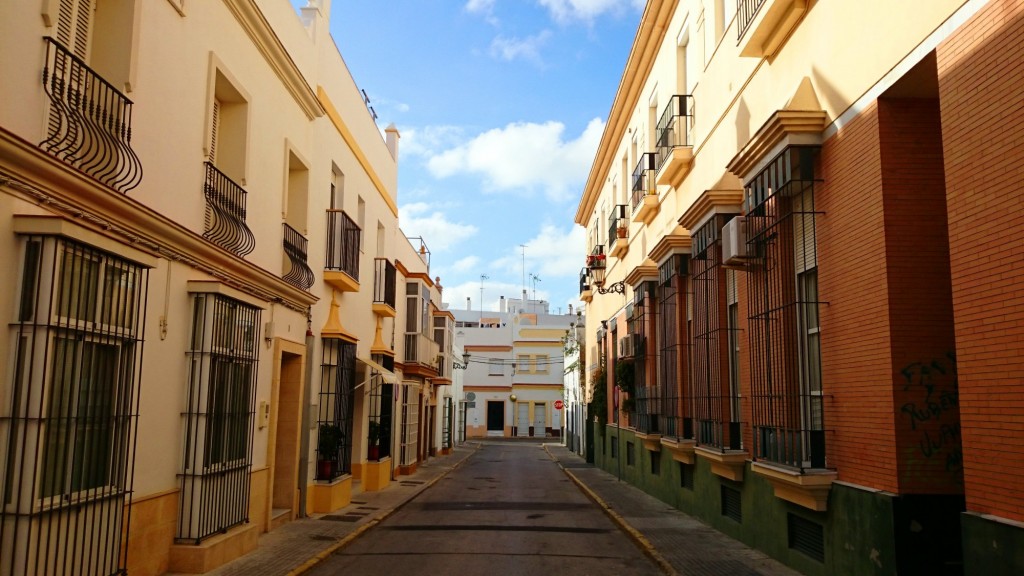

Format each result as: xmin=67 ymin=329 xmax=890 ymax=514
xmin=367 ymin=420 xmax=381 ymax=461
xmin=615 ymin=359 xmax=636 ymax=415
xmin=317 ymin=424 xmax=343 ymax=480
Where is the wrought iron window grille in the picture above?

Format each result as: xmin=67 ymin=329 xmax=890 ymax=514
xmin=203 ymin=161 xmax=256 ymax=257
xmin=655 ymin=95 xmax=695 ymax=171
xmin=41 ymin=37 xmax=143 ymax=193
xmin=326 ymin=209 xmax=361 ymax=281
xmin=282 ymin=223 xmax=315 ymax=290
xmin=2 ymin=235 xmax=149 ymax=576
xmin=373 ymin=258 xmax=397 ymax=308
xmin=317 ymin=339 xmax=356 ymax=478
xmin=631 ymin=152 xmax=658 ymax=210
xmin=178 ymin=293 xmax=261 ymax=544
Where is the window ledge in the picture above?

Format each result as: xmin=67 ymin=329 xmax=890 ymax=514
xmin=695 ymin=446 xmax=748 ymax=481
xmin=660 ymin=437 xmax=696 ymax=464
xmin=655 ymin=147 xmax=694 ymax=189
xmin=751 ymin=461 xmax=836 ymax=512
xmin=634 ymin=431 xmax=662 ymax=452
xmin=634 ymin=194 xmax=661 ymax=225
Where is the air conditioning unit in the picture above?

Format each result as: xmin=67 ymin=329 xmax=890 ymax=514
xmin=722 ymin=216 xmax=751 ymax=268
xmin=618 ymin=334 xmax=634 ymax=358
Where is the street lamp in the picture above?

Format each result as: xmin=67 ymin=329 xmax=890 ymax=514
xmin=453 ymin=352 xmax=471 ymax=370
xmin=589 ymin=266 xmax=625 ymax=295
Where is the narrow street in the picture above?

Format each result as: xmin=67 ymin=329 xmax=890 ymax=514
xmin=307 ymin=441 xmax=662 ymax=576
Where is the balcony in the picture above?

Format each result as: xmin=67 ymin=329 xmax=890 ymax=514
xmin=655 ymin=95 xmax=695 ymax=191
xmin=608 ymin=204 xmax=629 ymax=258
xmin=629 ymin=153 xmax=659 ymax=227
xmin=579 ymin=268 xmax=592 ymax=303
xmin=737 ymin=0 xmax=808 ymax=58
xmin=372 ymin=258 xmax=397 ymax=317
xmin=40 ymin=37 xmax=142 ymax=193
xmin=404 ymin=332 xmax=440 ymax=377
xmin=282 ymin=223 xmax=315 ymax=290
xmin=586 ymin=244 xmax=606 ymax=271
xmin=202 ymin=162 xmax=256 ymax=257
xmin=324 ymin=209 xmax=361 ymax=292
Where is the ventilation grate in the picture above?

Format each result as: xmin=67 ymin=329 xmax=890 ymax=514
xmin=680 ymin=463 xmax=695 ymax=490
xmin=721 ymin=485 xmax=742 ymax=523
xmin=788 ymin=513 xmax=825 ymax=562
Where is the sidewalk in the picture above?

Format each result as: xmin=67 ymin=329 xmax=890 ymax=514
xmin=544 ymin=443 xmax=801 ymax=576
xmin=171 ymin=444 xmax=479 ymax=576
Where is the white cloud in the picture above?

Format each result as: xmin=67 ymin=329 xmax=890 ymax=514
xmin=425 ymin=117 xmax=604 ymax=202
xmin=398 ymin=202 xmax=478 ymax=252
xmin=492 ymin=223 xmax=586 ymax=279
xmin=489 ymin=31 xmax=552 ymax=64
xmin=465 ymin=0 xmax=500 ymax=25
xmin=399 ymin=125 xmax=466 ymax=159
xmin=450 ymin=255 xmax=481 ymax=273
xmin=537 ymin=0 xmax=645 ymax=23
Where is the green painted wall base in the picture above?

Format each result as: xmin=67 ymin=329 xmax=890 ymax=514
xmin=962 ymin=511 xmax=1024 ymax=575
xmin=590 ymin=422 xmax=967 ymax=576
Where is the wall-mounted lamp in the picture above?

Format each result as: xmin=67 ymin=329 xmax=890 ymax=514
xmin=588 ymin=266 xmax=626 ymax=294
xmin=453 ymin=352 xmax=471 ymax=370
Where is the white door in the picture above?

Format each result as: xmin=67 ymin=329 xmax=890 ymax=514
xmin=533 ymin=403 xmax=546 ymax=437
xmin=516 ymin=403 xmax=530 ymax=437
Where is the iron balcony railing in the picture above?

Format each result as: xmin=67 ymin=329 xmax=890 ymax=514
xmin=282 ymin=223 xmax=315 ymax=290
xmin=203 ymin=162 xmax=256 ymax=257
xmin=404 ymin=332 xmax=440 ymax=366
xmin=326 ymin=209 xmax=361 ymax=281
xmin=586 ymin=244 xmax=606 ymax=269
xmin=373 ymin=258 xmax=397 ymax=309
xmin=579 ymin=268 xmax=590 ymax=294
xmin=655 ymin=95 xmax=695 ymax=171
xmin=609 ymin=204 xmax=629 ymax=243
xmin=631 ymin=153 xmax=658 ymax=210
xmin=41 ymin=37 xmax=142 ymax=193
xmin=738 ymin=0 xmax=768 ymax=41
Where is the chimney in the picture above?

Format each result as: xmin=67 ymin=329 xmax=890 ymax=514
xmin=568 ymin=304 xmax=573 ymax=315
xmin=500 ymin=296 xmax=506 ymax=313
xmin=385 ymin=123 xmax=400 ymax=161
xmin=466 ymin=297 xmax=471 ymax=311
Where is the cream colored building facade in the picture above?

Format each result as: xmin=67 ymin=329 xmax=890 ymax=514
xmin=0 ymin=1 xmax=449 ymax=574
xmin=455 ymin=297 xmax=573 ymax=439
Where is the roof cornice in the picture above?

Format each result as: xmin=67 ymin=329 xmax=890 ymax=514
xmin=575 ymin=0 xmax=678 ymax=226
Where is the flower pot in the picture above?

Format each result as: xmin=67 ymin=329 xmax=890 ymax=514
xmin=368 ymin=445 xmax=379 ymax=461
xmin=317 ymin=459 xmax=333 ymax=480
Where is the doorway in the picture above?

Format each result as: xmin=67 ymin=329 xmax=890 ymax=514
xmin=271 ymin=344 xmax=304 ymax=530
xmin=516 ymin=403 xmax=530 ymax=437
xmin=533 ymin=403 xmax=546 ymax=437
xmin=486 ymin=401 xmax=504 ymax=437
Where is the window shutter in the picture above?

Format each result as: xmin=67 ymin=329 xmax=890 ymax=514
xmin=56 ymin=0 xmax=94 ymax=60
xmin=209 ymin=99 xmax=221 ymax=163
xmin=794 ymin=189 xmax=817 ymax=273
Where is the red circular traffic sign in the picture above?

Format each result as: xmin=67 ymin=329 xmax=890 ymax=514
xmin=554 ymin=400 xmax=564 ymax=410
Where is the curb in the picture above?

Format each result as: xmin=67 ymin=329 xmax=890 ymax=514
xmin=543 ymin=445 xmax=679 ymax=576
xmin=287 ymin=444 xmax=480 ymax=576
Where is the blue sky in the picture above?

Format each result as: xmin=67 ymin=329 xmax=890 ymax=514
xmin=292 ymin=0 xmax=644 ymax=314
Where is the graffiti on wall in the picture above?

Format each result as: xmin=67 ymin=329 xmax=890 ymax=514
xmin=898 ymin=352 xmax=962 ymax=483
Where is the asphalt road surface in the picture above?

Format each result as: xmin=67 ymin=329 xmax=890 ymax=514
xmin=307 ymin=441 xmax=663 ymax=576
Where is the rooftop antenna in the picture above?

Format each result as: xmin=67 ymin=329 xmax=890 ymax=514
xmin=519 ymin=244 xmax=527 ymax=303
xmin=479 ymin=274 xmax=489 ymax=322
xmin=530 ymin=273 xmax=541 ymax=300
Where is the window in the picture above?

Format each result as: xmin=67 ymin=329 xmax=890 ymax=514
xmin=721 ymin=485 xmax=742 ymax=523
xmin=488 ymin=359 xmax=504 ymax=376
xmin=745 ymin=146 xmax=825 ymax=470
xmin=4 ymin=234 xmax=148 ymax=576
xmin=535 ymin=354 xmax=549 ymax=374
xmin=330 ymin=167 xmax=344 ymax=209
xmin=517 ymin=355 xmax=530 ymax=372
xmin=626 ymin=441 xmax=635 ymax=466
xmin=658 ymin=255 xmax=687 ymax=438
xmin=400 ymin=385 xmax=420 ymax=467
xmin=179 ymin=292 xmax=261 ymax=542
xmin=727 ymin=268 xmax=742 ymax=447
xmin=650 ymin=451 xmax=661 ymax=475
xmin=679 ymin=463 xmax=695 ymax=490
xmin=207 ymin=69 xmax=249 ymax=182
xmin=788 ymin=513 xmax=825 ymax=562
xmin=357 ymin=196 xmax=366 ymax=251
xmin=317 ymin=339 xmax=355 ymax=479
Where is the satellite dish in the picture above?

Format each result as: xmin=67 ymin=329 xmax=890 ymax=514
xmin=466 ymin=392 xmax=476 ymax=401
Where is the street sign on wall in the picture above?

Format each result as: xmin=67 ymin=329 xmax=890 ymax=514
xmin=554 ymin=400 xmax=564 ymax=410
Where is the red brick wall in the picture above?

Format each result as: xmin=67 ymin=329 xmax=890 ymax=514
xmin=816 ymin=104 xmax=902 ymax=493
xmin=937 ymin=0 xmax=1024 ymax=520
xmin=878 ymin=97 xmax=960 ymax=494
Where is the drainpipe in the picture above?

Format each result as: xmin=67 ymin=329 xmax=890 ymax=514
xmin=298 ymin=316 xmax=315 ymax=517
